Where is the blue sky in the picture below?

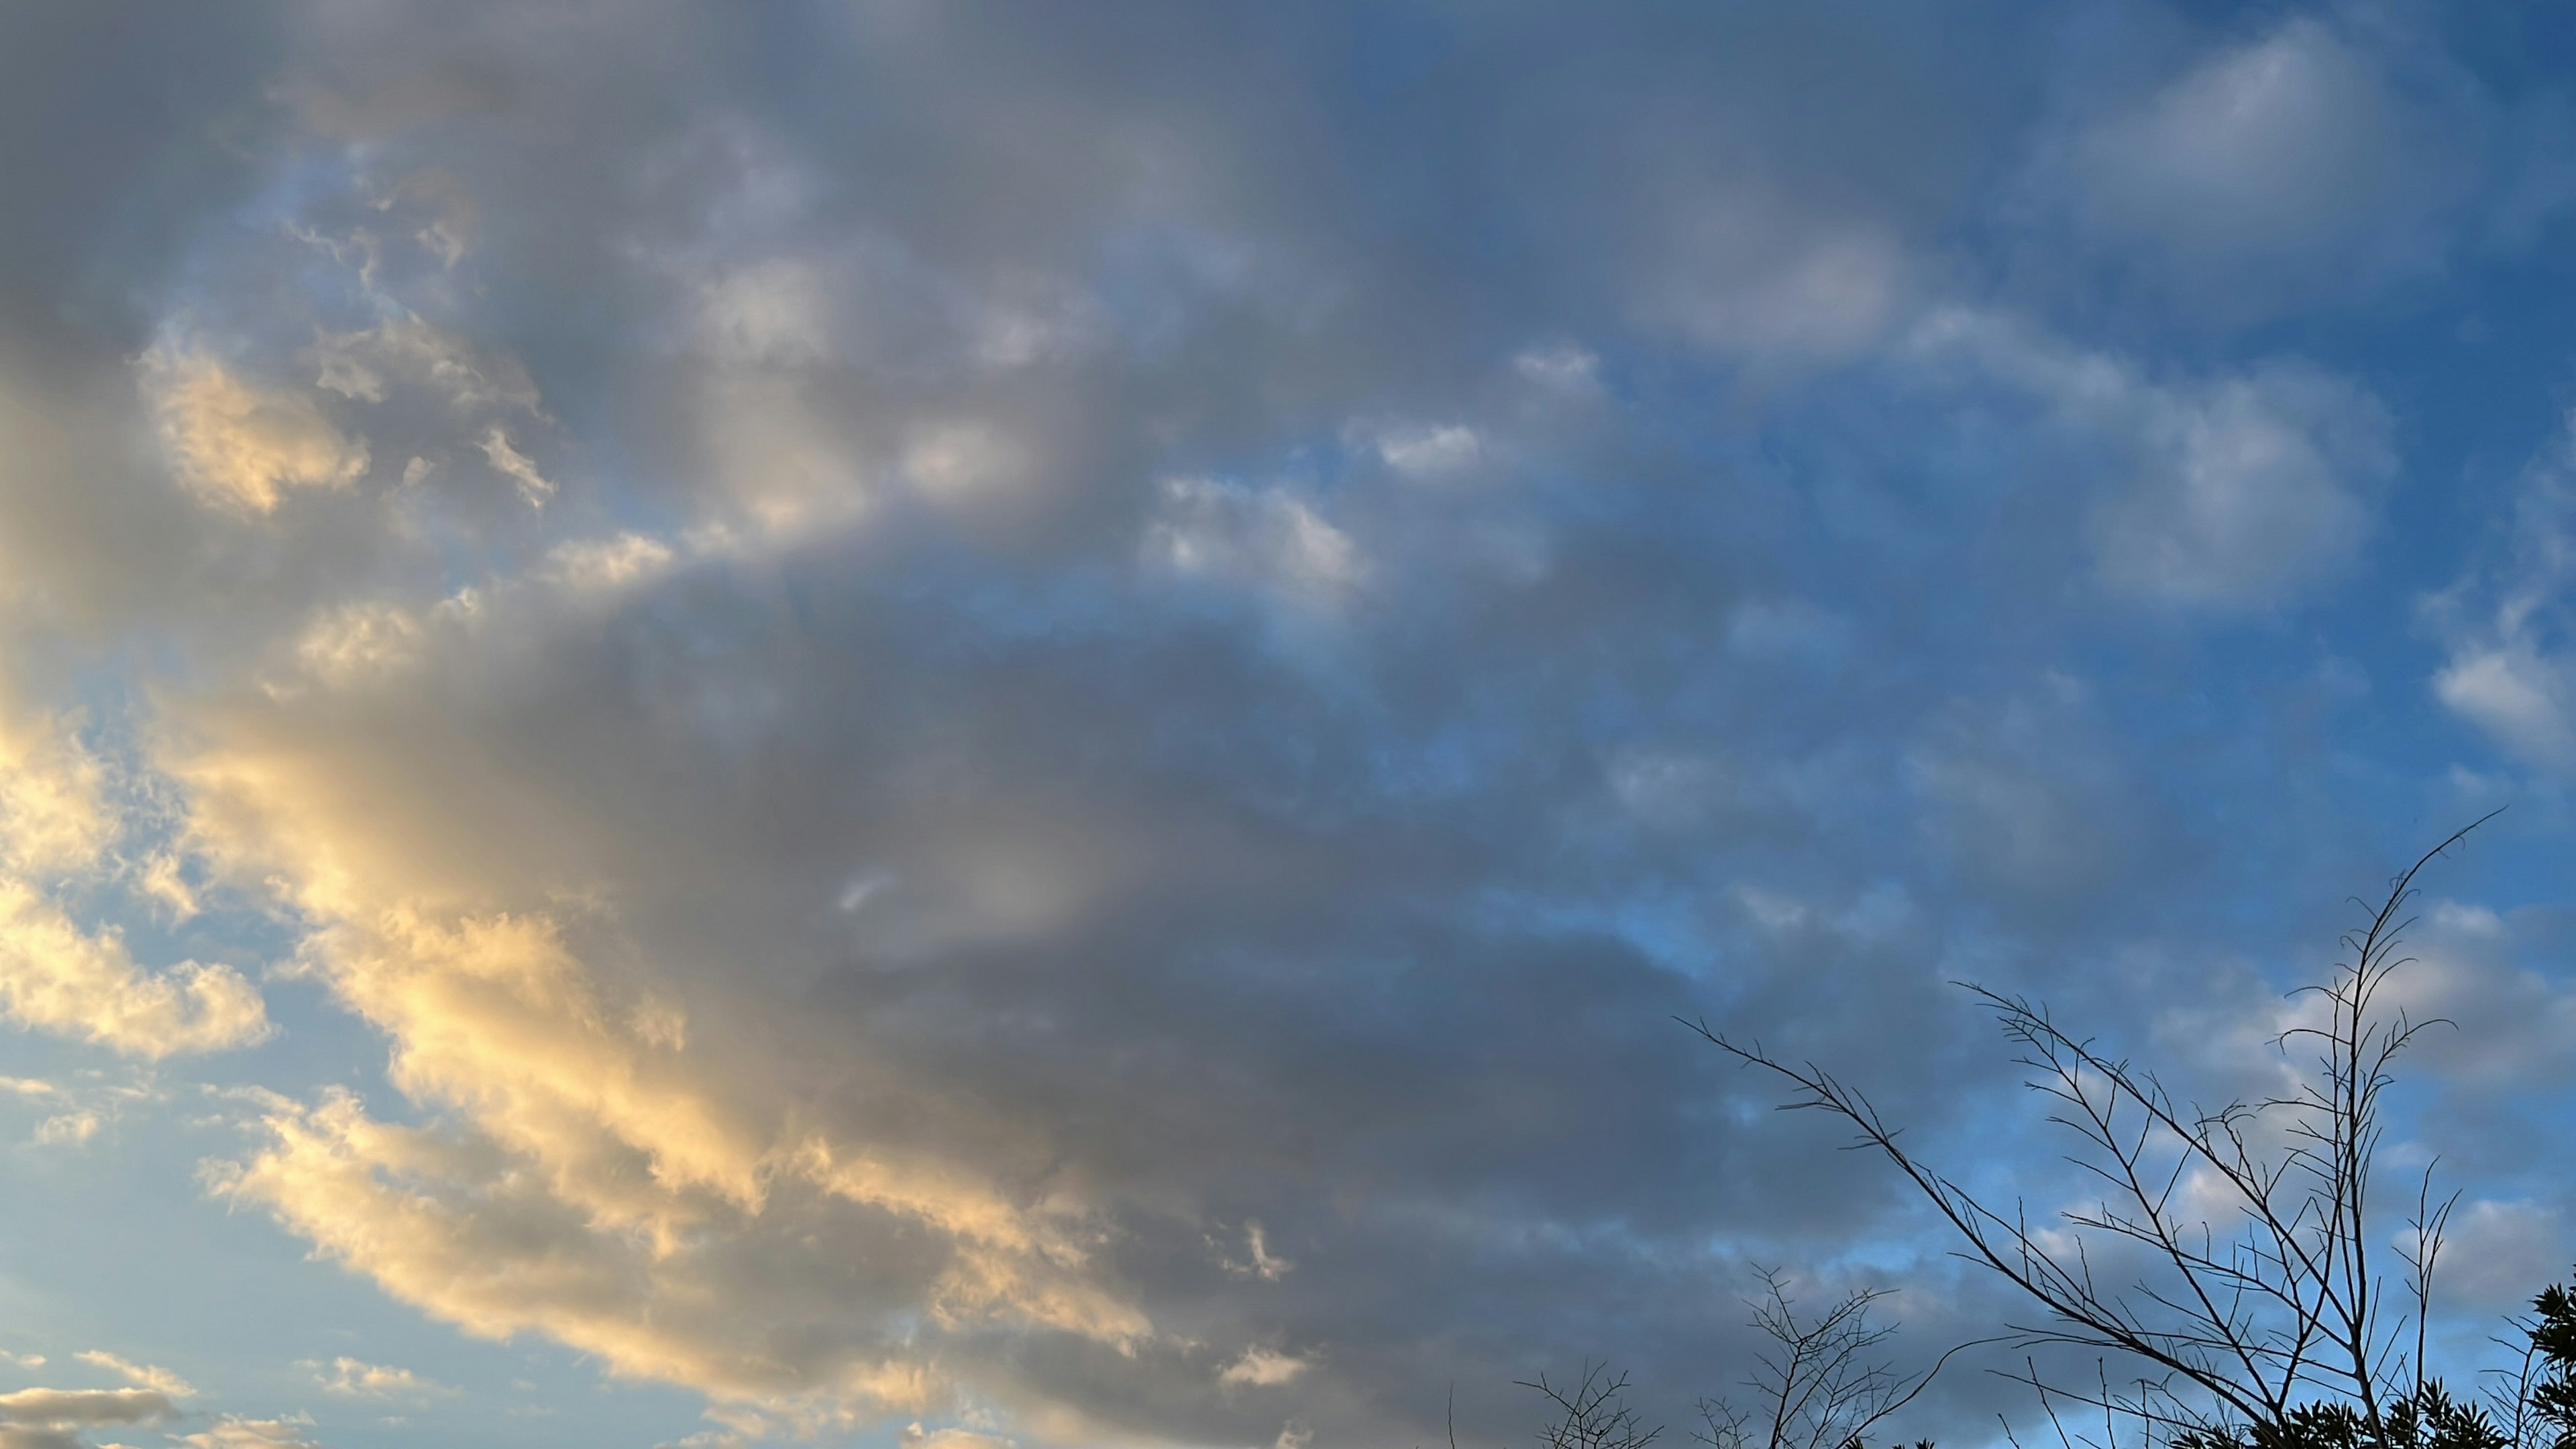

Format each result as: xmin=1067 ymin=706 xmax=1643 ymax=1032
xmin=6 ymin=3 xmax=2576 ymax=1446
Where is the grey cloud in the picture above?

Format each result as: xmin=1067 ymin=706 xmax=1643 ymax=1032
xmin=2015 ymin=6 xmax=2491 ymax=319
xmin=0 ymin=3 xmax=2561 ymax=1447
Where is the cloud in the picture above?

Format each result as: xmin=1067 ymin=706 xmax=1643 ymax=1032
xmin=1906 ymin=307 xmax=2394 ymax=609
xmin=201 ymin=894 xmax=1148 ymax=1413
xmin=0 ymin=710 xmax=109 ymax=877
xmin=1650 ymin=207 xmax=1909 ymax=363
xmin=1144 ymin=476 xmax=1363 ymax=606
xmin=71 ymin=1354 xmax=192 ymax=1401
xmin=0 ymin=5 xmax=2561 ymax=1448
xmin=2033 ymin=13 xmax=2481 ymax=311
xmin=1362 ymin=421 xmax=1485 ymax=480
xmin=0 ymin=1387 xmax=173 ymax=1428
xmin=170 ymin=1419 xmax=323 ymax=1449
xmin=2430 ymin=411 xmax=2576 ymax=773
xmin=2076 ymin=21 xmax=2408 ymax=252
xmin=0 ymin=697 xmax=266 ymax=1058
xmin=476 ymin=429 xmax=552 ymax=507
xmin=2434 ymin=1199 xmax=2571 ymax=1311
xmin=311 ymin=317 xmax=539 ymax=416
xmin=1218 ymin=1348 xmax=1311 ymax=1388
xmin=898 ymin=1426 xmax=1012 ymax=1449
xmin=543 ymin=534 xmax=678 ymax=595
xmin=0 ymin=880 xmax=269 ymax=1057
xmin=142 ymin=347 xmax=370 ymax=514
xmin=305 ymin=1357 xmax=447 ymax=1399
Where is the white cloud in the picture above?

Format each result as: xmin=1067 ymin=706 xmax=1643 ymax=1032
xmin=1511 ymin=341 xmax=1599 ymax=394
xmin=1218 ymin=1348 xmax=1311 ymax=1388
xmin=2075 ymin=20 xmax=2401 ymax=258
xmin=2430 ymin=411 xmax=2576 ymax=773
xmin=1222 ymin=1222 xmax=1291 ymax=1282
xmin=1363 ymin=421 xmax=1483 ymax=480
xmin=1909 ymin=307 xmax=2393 ymax=609
xmin=313 ymin=317 xmax=540 ymax=416
xmin=2043 ymin=15 xmax=2471 ymax=305
xmin=898 ymin=1426 xmax=1012 ymax=1449
xmin=903 ymin=422 xmax=1029 ymax=508
xmin=477 ymin=429 xmax=553 ymax=507
xmin=2088 ymin=364 xmax=2388 ymax=606
xmin=692 ymin=259 xmax=840 ymax=368
xmin=291 ymin=602 xmax=430 ymax=690
xmin=2434 ymin=1199 xmax=2569 ymax=1311
xmin=2436 ymin=644 xmax=2576 ymax=769
xmin=544 ymin=534 xmax=678 ymax=594
xmin=30 ymin=1114 xmax=97 ymax=1147
xmin=1145 ymin=476 xmax=1362 ymax=605
xmin=1644 ymin=193 xmax=1908 ymax=362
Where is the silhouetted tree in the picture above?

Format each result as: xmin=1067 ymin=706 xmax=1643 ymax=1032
xmin=1695 ymin=1269 xmax=1956 ymax=1449
xmin=1521 ymin=1364 xmax=1664 ymax=1449
xmin=1690 ymin=816 xmax=2520 ymax=1449
xmin=1521 ymin=1269 xmax=1956 ymax=1449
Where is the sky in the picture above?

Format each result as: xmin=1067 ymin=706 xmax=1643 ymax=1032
xmin=11 ymin=2 xmax=2576 ymax=1447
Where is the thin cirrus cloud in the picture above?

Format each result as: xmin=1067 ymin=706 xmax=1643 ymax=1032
xmin=3 ymin=5 xmax=2576 ymax=1449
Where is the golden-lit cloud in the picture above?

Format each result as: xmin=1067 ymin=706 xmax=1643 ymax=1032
xmin=0 ymin=879 xmax=270 ymax=1057
xmin=304 ymin=1357 xmax=448 ymax=1400
xmin=0 ymin=711 xmax=108 ymax=878
xmin=207 ymin=893 xmax=1151 ymax=1413
xmin=170 ymin=1418 xmax=324 ymax=1449
xmin=0 ymin=1384 xmax=178 ymax=1449
xmin=0 ymin=701 xmax=268 ymax=1057
xmin=143 ymin=347 xmax=369 ymax=514
xmin=70 ymin=1354 xmax=193 ymax=1403
xmin=176 ymin=670 xmax=1152 ymax=1413
xmin=1217 ymin=1348 xmax=1310 ymax=1388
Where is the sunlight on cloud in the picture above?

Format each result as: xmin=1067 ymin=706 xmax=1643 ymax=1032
xmin=143 ymin=347 xmax=369 ymax=514
xmin=5 ymin=7 xmax=2571 ymax=1448
xmin=0 ymin=880 xmax=271 ymax=1057
xmin=170 ymin=1417 xmax=324 ymax=1449
xmin=73 ymin=1353 xmax=194 ymax=1400
xmin=0 ymin=1379 xmax=189 ymax=1449
xmin=692 ymin=378 xmax=877 ymax=545
xmin=0 ymin=712 xmax=109 ymax=878
xmin=543 ymin=534 xmax=678 ymax=595
xmin=311 ymin=317 xmax=539 ymax=415
xmin=290 ymin=602 xmax=433 ymax=692
xmin=476 ymin=429 xmax=553 ymax=508
xmin=182 ymin=812 xmax=1150 ymax=1421
xmin=1216 ymin=1348 xmax=1309 ymax=1388
xmin=0 ymin=703 xmax=268 ymax=1057
xmin=898 ymin=1426 xmax=1013 ymax=1449
xmin=305 ymin=1356 xmax=448 ymax=1400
